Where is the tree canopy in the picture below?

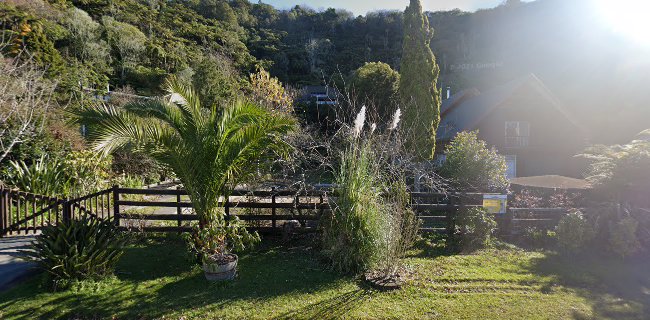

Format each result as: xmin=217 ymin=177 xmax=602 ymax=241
xmin=349 ymin=62 xmax=400 ymax=122
xmin=399 ymin=0 xmax=441 ymax=160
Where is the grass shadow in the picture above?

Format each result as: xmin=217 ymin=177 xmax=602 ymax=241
xmin=525 ymin=252 xmax=650 ymax=319
xmin=115 ymin=236 xmax=192 ymax=281
xmin=271 ymin=288 xmax=372 ymax=320
xmin=406 ymin=233 xmax=454 ymax=259
xmin=0 ymin=236 xmax=349 ymax=319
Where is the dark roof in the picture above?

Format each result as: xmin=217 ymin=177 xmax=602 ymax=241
xmin=440 ymin=88 xmax=480 ymax=115
xmin=299 ymin=86 xmax=340 ymax=100
xmin=635 ymin=129 xmax=650 ymax=142
xmin=510 ymin=175 xmax=591 ymax=190
xmin=437 ymin=74 xmax=585 ymax=141
xmin=303 ymin=86 xmax=339 ymax=95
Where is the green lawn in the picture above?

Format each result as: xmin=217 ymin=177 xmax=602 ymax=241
xmin=1 ymin=235 xmax=649 ymax=319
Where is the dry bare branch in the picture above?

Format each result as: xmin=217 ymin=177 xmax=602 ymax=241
xmin=0 ymin=46 xmax=58 ymax=162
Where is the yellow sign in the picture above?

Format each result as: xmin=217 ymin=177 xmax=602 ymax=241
xmin=483 ymin=195 xmax=507 ymax=214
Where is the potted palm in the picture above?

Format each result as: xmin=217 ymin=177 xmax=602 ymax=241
xmin=186 ymin=215 xmax=260 ymax=280
xmin=71 ymin=78 xmax=296 ymax=279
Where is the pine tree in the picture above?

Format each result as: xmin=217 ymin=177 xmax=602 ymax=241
xmin=399 ymin=0 xmax=441 ymax=160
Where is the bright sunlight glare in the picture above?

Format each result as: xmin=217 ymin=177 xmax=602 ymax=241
xmin=596 ymin=0 xmax=650 ymax=46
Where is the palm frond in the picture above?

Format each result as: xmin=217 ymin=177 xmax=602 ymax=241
xmin=122 ymin=99 xmax=188 ymax=135
xmin=72 ymin=82 xmax=297 ymax=221
xmin=165 ymin=77 xmax=204 ymax=127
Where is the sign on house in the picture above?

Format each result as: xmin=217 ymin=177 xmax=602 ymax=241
xmin=483 ymin=195 xmax=508 ymax=214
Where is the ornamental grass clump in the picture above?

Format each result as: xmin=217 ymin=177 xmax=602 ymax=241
xmin=321 ymin=107 xmax=420 ymax=275
xmin=322 ymin=132 xmax=386 ymax=274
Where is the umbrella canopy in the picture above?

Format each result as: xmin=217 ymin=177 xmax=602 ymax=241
xmin=510 ymin=175 xmax=591 ymax=190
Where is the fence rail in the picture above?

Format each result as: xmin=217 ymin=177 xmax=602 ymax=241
xmin=0 ymin=186 xmax=574 ymax=237
xmin=113 ymin=186 xmax=327 ymax=234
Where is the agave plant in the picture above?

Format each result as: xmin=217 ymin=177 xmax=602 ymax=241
xmin=70 ymin=78 xmax=296 ymax=225
xmin=22 ymin=215 xmax=128 ymax=288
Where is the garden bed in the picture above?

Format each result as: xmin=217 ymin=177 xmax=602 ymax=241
xmin=0 ymin=235 xmax=647 ymax=319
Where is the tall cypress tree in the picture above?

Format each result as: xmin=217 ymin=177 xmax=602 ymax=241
xmin=399 ymin=0 xmax=441 ymax=160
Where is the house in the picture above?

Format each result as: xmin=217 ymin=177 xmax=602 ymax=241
xmin=436 ymin=74 xmax=588 ymax=178
xmin=299 ymin=85 xmax=340 ymax=106
xmin=294 ymin=85 xmax=342 ymax=133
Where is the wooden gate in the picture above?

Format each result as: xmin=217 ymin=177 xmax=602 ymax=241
xmin=0 ymin=187 xmax=115 ymax=237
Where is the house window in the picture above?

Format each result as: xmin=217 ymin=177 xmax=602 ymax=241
xmin=505 ymin=121 xmax=530 ymax=148
xmin=505 ymin=155 xmax=517 ymax=179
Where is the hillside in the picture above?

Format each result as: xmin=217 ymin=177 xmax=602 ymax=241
xmin=2 ymin=0 xmax=648 ymax=143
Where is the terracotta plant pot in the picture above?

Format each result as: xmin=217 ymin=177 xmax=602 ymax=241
xmin=202 ymin=254 xmax=238 ymax=281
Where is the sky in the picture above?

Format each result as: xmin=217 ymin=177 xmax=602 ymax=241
xmin=262 ymin=0 xmax=521 ymax=15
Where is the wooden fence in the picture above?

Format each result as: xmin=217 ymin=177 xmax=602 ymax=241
xmin=113 ymin=187 xmax=327 ymax=234
xmin=0 ymin=186 xmax=572 ymax=237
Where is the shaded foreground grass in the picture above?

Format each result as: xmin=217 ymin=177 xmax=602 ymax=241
xmin=0 ymin=235 xmax=648 ymax=319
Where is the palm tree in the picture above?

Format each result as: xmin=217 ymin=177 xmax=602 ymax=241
xmin=71 ymin=78 xmax=296 ymax=224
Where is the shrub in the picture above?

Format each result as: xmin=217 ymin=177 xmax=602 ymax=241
xmin=559 ymin=207 xmax=646 ymax=258
xmin=509 ymin=189 xmax=544 ymax=208
xmin=3 ymin=151 xmax=110 ymax=196
xmin=184 ymin=214 xmax=260 ymax=265
xmin=111 ymin=174 xmax=145 ymax=189
xmin=439 ymin=131 xmax=509 ymax=192
xmin=608 ymin=217 xmax=640 ymax=258
xmin=248 ymin=67 xmax=294 ymax=113
xmin=22 ymin=216 xmax=128 ymax=290
xmin=556 ymin=211 xmax=594 ymax=254
xmin=447 ymin=207 xmax=497 ymax=252
xmin=62 ymin=150 xmax=111 ymax=196
xmin=520 ymin=227 xmax=556 ymax=249
xmin=4 ymin=155 xmax=70 ymax=196
xmin=111 ymin=150 xmax=171 ymax=184
xmin=510 ymin=188 xmax=579 ymax=208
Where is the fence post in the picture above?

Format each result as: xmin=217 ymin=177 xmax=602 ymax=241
xmin=176 ymin=186 xmax=182 ymax=232
xmin=113 ymin=185 xmax=120 ymax=228
xmin=271 ymin=187 xmax=276 ymax=229
xmin=0 ymin=187 xmax=5 ymax=237
xmin=504 ymin=207 xmax=514 ymax=239
xmin=319 ymin=193 xmax=324 ymax=218
xmin=225 ymin=196 xmax=230 ymax=224
xmin=62 ymin=199 xmax=72 ymax=223
xmin=446 ymin=193 xmax=458 ymax=239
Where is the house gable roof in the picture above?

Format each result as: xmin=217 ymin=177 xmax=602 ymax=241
xmin=437 ymin=74 xmax=586 ymax=141
xmin=440 ymin=88 xmax=480 ymax=115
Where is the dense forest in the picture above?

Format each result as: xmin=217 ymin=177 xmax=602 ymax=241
xmin=1 ymin=0 xmax=649 ymax=164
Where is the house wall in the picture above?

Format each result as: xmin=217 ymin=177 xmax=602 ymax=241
xmin=474 ymin=84 xmax=587 ymax=177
